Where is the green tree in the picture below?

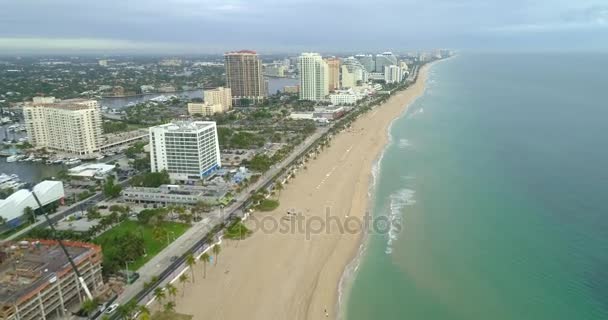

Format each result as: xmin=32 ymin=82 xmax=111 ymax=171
xmin=138 ymin=305 xmax=151 ymax=320
xmin=186 ymin=253 xmax=196 ymax=282
xmin=164 ymin=301 xmax=176 ymax=313
xmin=178 ymin=273 xmax=189 ymax=296
xmin=103 ymin=176 xmax=122 ymax=198
xmin=165 ymin=283 xmax=178 ymax=302
xmin=81 ymin=298 xmax=99 ymax=318
xmin=153 ymin=287 xmax=166 ymax=310
xmin=23 ymin=206 xmax=36 ymax=225
xmin=199 ymin=252 xmax=210 ymax=279
xmin=212 ymin=244 xmax=221 ymax=266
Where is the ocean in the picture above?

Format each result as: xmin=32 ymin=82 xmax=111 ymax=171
xmin=344 ymin=53 xmax=608 ymax=320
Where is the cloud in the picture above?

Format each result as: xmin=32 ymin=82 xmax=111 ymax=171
xmin=487 ymin=5 xmax=608 ymax=33
xmin=0 ymin=0 xmax=607 ymax=52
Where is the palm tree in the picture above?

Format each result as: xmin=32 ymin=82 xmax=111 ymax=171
xmin=137 ymin=305 xmax=151 ymax=320
xmin=23 ymin=206 xmax=35 ymax=225
xmin=178 ymin=273 xmax=189 ymax=296
xmin=116 ymin=301 xmax=137 ymax=320
xmin=274 ymin=182 xmax=283 ymax=197
xmin=212 ymin=244 xmax=221 ymax=266
xmin=164 ymin=301 xmax=176 ymax=313
xmin=185 ymin=253 xmax=196 ymax=282
xmin=199 ymin=252 xmax=211 ymax=279
xmin=81 ymin=298 xmax=99 ymax=318
xmin=165 ymin=283 xmax=178 ymax=302
xmin=153 ymin=287 xmax=166 ymax=310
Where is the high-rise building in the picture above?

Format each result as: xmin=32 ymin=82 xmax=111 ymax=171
xmin=384 ymin=65 xmax=403 ymax=84
xmin=0 ymin=240 xmax=103 ymax=320
xmin=23 ymin=98 xmax=102 ymax=155
xmin=149 ymin=121 xmax=221 ymax=181
xmin=203 ymin=87 xmax=232 ymax=111
xmin=341 ymin=65 xmax=357 ymax=89
xmin=341 ymin=57 xmax=369 ymax=88
xmin=355 ymin=54 xmax=375 ymax=73
xmin=298 ymin=53 xmax=329 ymax=101
xmin=324 ymin=58 xmax=341 ymax=92
xmin=375 ymin=52 xmax=398 ymax=73
xmin=224 ymin=50 xmax=266 ymax=106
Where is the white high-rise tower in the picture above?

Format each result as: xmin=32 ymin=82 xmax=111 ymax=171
xmin=298 ymin=53 xmax=329 ymax=101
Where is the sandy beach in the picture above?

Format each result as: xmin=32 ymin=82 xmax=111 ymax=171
xmin=173 ymin=65 xmax=431 ymax=320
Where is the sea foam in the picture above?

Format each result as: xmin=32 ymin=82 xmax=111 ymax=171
xmin=385 ymin=188 xmax=416 ymax=255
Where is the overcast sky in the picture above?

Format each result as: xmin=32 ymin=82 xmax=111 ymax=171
xmin=1 ymin=0 xmax=607 ymax=54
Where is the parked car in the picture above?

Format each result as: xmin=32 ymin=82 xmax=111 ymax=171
xmin=105 ymin=303 xmax=119 ymax=314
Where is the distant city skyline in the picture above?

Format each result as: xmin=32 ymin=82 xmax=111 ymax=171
xmin=1 ymin=0 xmax=608 ymax=53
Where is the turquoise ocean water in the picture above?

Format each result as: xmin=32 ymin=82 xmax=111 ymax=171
xmin=344 ymin=53 xmax=608 ymax=320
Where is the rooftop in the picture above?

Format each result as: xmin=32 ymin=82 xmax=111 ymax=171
xmin=68 ymin=163 xmax=116 ymax=178
xmin=153 ymin=121 xmax=216 ymax=133
xmin=225 ymin=50 xmax=257 ymax=55
xmin=27 ymin=103 xmax=94 ymax=111
xmin=0 ymin=240 xmax=100 ymax=305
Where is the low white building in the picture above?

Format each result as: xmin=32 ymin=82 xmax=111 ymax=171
xmin=68 ymin=163 xmax=115 ymax=179
xmin=289 ymin=113 xmax=315 ymax=120
xmin=0 ymin=181 xmax=65 ymax=226
xmin=329 ymin=89 xmax=366 ymax=105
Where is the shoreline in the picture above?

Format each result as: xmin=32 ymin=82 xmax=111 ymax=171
xmin=336 ymin=61 xmax=439 ymax=319
xmin=172 ymin=63 xmax=434 ymax=320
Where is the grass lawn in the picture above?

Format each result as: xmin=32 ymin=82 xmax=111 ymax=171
xmin=94 ymin=220 xmax=190 ymax=271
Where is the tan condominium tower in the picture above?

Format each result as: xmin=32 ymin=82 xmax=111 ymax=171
xmin=23 ymin=97 xmax=103 ymax=155
xmin=324 ymin=57 xmax=341 ymax=92
xmin=224 ymin=50 xmax=267 ymax=106
xmin=203 ymin=86 xmax=233 ymax=111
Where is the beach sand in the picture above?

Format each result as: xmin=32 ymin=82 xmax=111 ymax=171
xmin=173 ymin=65 xmax=430 ymax=320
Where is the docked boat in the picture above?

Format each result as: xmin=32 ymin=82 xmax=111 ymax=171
xmin=6 ymin=155 xmax=25 ymax=162
xmin=64 ymin=158 xmax=82 ymax=165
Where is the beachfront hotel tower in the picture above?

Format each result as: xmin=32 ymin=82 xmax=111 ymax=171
xmin=149 ymin=121 xmax=221 ymax=181
xmin=374 ymin=52 xmax=398 ymax=73
xmin=224 ymin=50 xmax=267 ymax=106
xmin=324 ymin=57 xmax=341 ymax=92
xmin=22 ymin=97 xmax=103 ymax=155
xmin=298 ymin=53 xmax=329 ymax=101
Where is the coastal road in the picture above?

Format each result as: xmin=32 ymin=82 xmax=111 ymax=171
xmin=102 ymin=127 xmax=330 ymax=316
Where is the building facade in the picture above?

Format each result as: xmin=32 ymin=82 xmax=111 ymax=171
xmin=149 ymin=121 xmax=221 ymax=181
xmin=374 ymin=52 xmax=398 ymax=73
xmin=187 ymin=103 xmax=224 ymax=116
xmin=122 ymin=184 xmax=227 ymax=206
xmin=203 ymin=87 xmax=232 ymax=111
xmin=224 ymin=50 xmax=267 ymax=106
xmin=0 ymin=240 xmax=103 ymax=320
xmin=330 ymin=89 xmax=365 ymax=105
xmin=355 ymin=54 xmax=376 ymax=73
xmin=384 ymin=65 xmax=404 ymax=84
xmin=23 ymin=98 xmax=102 ymax=155
xmin=298 ymin=53 xmax=329 ymax=101
xmin=324 ymin=58 xmax=341 ymax=92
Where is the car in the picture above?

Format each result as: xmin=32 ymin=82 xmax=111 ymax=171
xmin=105 ymin=303 xmax=119 ymax=314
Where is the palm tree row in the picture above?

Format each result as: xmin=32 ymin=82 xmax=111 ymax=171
xmin=144 ymin=244 xmax=221 ymax=318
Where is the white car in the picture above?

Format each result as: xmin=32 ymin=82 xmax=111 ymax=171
xmin=105 ymin=303 xmax=119 ymax=314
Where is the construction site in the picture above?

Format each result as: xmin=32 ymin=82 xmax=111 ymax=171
xmin=0 ymin=240 xmax=105 ymax=320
